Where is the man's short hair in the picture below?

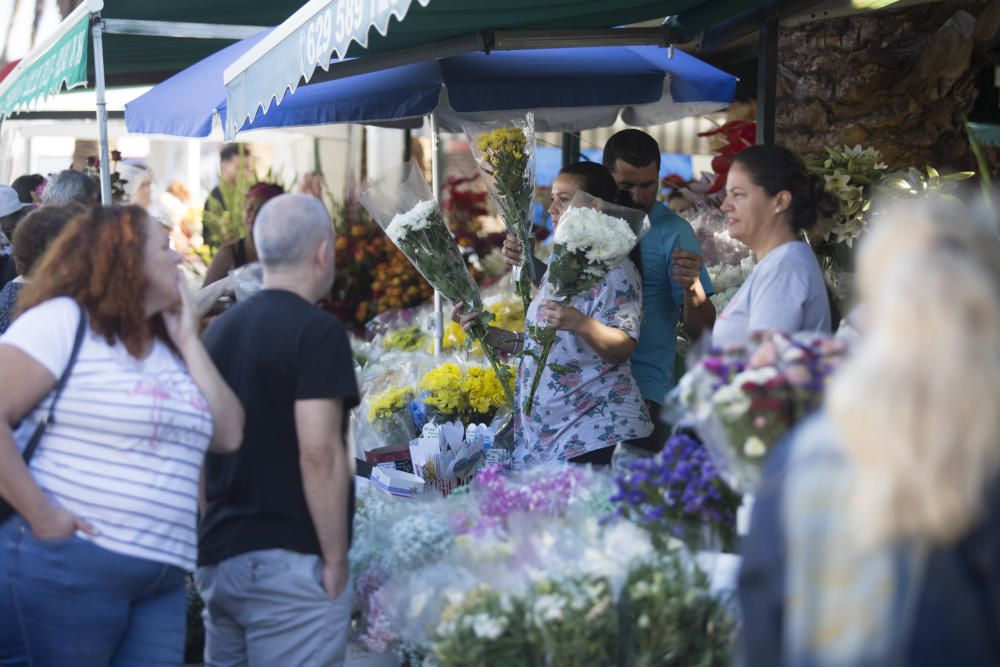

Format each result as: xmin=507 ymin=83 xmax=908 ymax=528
xmin=219 ymin=143 xmax=247 ymax=164
xmin=603 ymin=129 xmax=661 ymax=171
xmin=254 ymin=194 xmax=333 ymax=269
xmin=41 ymin=169 xmax=99 ymax=206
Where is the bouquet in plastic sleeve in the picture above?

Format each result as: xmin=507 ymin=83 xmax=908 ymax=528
xmin=524 ymin=191 xmax=650 ymax=415
xmin=526 ymin=574 xmax=617 ymax=667
xmin=353 ymin=352 xmax=434 ymax=456
xmin=611 ymin=432 xmax=740 ymax=553
xmin=670 ymin=332 xmax=848 ymax=491
xmin=365 ymin=386 xmax=417 ymax=448
xmin=432 ymin=584 xmax=531 ymax=667
xmin=464 ymin=114 xmax=536 ymax=314
xmin=618 ymin=550 xmax=735 ymax=667
xmin=360 ymin=162 xmax=515 ymax=413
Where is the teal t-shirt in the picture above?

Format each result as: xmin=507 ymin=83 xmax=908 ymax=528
xmin=632 ymin=201 xmax=713 ymax=404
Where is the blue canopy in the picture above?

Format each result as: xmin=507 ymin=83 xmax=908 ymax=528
xmin=126 ymin=29 xmax=736 ymax=137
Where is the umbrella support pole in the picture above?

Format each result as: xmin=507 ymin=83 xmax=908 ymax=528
xmin=430 ymin=112 xmax=444 ymax=357
xmin=91 ymin=14 xmax=112 ymax=204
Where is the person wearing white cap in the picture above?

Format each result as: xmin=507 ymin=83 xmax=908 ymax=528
xmin=0 ymin=185 xmax=32 ymax=290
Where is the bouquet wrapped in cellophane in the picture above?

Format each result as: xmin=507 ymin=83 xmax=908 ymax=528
xmin=523 ymin=191 xmax=650 ymax=415
xmin=668 ymin=331 xmax=849 ymax=492
xmin=464 ymin=114 xmax=537 ymax=315
xmin=360 ymin=162 xmax=515 ymax=412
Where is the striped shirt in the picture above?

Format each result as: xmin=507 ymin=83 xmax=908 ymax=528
xmin=1 ymin=297 xmax=212 ymax=571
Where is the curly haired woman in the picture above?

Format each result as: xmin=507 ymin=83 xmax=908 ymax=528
xmin=0 ymin=206 xmax=244 ymax=665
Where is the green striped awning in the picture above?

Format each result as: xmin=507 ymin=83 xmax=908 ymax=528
xmin=0 ymin=7 xmax=90 ymax=119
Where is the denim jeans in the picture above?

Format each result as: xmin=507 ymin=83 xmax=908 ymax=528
xmin=196 ymin=549 xmax=353 ymax=667
xmin=0 ymin=516 xmax=186 ymax=667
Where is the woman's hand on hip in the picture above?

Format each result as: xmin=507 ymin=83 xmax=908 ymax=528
xmin=30 ymin=503 xmax=97 ymax=541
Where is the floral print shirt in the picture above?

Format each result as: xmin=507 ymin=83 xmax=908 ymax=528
xmin=514 ymin=259 xmax=652 ymax=466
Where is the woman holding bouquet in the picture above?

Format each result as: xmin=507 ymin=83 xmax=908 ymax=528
xmin=456 ymin=162 xmax=651 ymax=466
xmin=712 ymin=145 xmax=838 ymax=346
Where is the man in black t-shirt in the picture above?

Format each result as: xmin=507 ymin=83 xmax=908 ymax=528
xmin=198 ymin=194 xmax=357 ymax=666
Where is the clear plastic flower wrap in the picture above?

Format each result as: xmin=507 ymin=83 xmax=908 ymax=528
xmin=464 ymin=114 xmax=537 ymax=316
xmin=665 ymin=332 xmax=849 ymax=493
xmin=348 ymin=464 xmax=736 ymax=664
xmin=231 ymin=261 xmax=263 ymax=302
xmin=524 ymin=190 xmax=650 ymax=415
xmin=353 ymin=352 xmax=436 ymax=454
xmin=360 ymin=161 xmax=515 ymax=413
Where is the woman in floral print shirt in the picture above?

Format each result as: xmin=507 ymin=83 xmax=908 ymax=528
xmin=456 ymin=163 xmax=651 ymax=465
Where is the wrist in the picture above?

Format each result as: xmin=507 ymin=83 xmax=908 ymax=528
xmin=324 ymin=551 xmax=348 ymax=567
xmin=24 ymin=498 xmax=58 ymax=528
xmin=570 ymin=313 xmax=590 ymax=335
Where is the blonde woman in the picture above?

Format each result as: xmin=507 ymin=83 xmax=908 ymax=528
xmin=739 ymin=199 xmax=1000 ymax=667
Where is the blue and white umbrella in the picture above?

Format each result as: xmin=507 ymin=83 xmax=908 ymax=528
xmin=126 ymin=29 xmax=736 ymax=136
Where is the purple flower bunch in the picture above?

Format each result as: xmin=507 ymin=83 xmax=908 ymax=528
xmin=354 ymin=565 xmax=396 ymax=653
xmin=473 ymin=465 xmax=586 ymax=528
xmin=611 ymin=433 xmax=740 ymax=551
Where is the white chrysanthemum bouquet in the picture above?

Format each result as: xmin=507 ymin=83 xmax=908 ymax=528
xmin=360 ymin=162 xmax=514 ymax=411
xmin=524 ymin=191 xmax=650 ymax=415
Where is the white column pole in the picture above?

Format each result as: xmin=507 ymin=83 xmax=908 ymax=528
xmin=429 ymin=112 xmax=443 ymax=357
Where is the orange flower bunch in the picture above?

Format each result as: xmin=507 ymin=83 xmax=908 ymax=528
xmin=324 ymin=198 xmax=432 ymax=332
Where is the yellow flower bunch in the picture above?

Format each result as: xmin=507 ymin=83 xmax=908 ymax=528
xmin=463 ymin=365 xmax=514 ymax=415
xmin=419 ymin=362 xmax=467 ymax=417
xmin=382 ymin=324 xmax=427 ymax=352
xmin=477 ymin=127 xmax=527 ymax=162
xmin=488 ymin=299 xmax=524 ymax=333
xmin=367 ymin=386 xmax=415 ymax=422
xmin=441 ymin=320 xmax=475 ymax=353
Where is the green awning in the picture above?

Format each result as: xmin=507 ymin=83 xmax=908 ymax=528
xmin=0 ymin=0 xmax=311 ymax=115
xmin=0 ymin=6 xmax=90 ymax=119
xmin=223 ymin=0 xmax=711 ymax=138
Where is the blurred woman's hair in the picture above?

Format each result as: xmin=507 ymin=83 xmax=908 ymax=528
xmin=17 ymin=205 xmax=169 ymax=357
xmin=827 ymin=198 xmax=1000 ymax=546
xmin=11 ymin=203 xmax=84 ymax=276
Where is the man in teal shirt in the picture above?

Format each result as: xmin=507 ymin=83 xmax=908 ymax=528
xmin=603 ymin=130 xmax=716 ymax=450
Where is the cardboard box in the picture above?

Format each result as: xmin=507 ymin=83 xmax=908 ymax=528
xmin=370 ymin=467 xmax=425 ymax=499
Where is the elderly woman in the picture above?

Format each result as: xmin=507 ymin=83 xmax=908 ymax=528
xmin=739 ymin=200 xmax=1000 ymax=666
xmin=457 ymin=162 xmax=651 ymax=466
xmin=0 ymin=204 xmax=82 ymax=335
xmin=203 ymin=182 xmax=285 ymax=287
xmin=0 ymin=205 xmax=244 ymax=664
xmin=712 ymin=145 xmax=839 ymax=345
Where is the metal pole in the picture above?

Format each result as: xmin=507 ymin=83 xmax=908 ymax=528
xmin=561 ymin=131 xmax=581 ymax=168
xmin=429 ymin=113 xmax=443 ymax=357
xmin=755 ymin=14 xmax=778 ymax=146
xmin=91 ymin=15 xmax=112 ymax=204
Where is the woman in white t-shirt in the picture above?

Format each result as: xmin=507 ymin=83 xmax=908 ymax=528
xmin=711 ymin=145 xmax=839 ymax=347
xmin=0 ymin=205 xmax=244 ymax=665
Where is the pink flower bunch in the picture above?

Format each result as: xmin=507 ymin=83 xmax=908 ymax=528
xmin=473 ymin=465 xmax=587 ymax=528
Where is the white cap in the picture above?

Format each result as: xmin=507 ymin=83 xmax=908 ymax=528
xmin=0 ymin=186 xmax=31 ymax=218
